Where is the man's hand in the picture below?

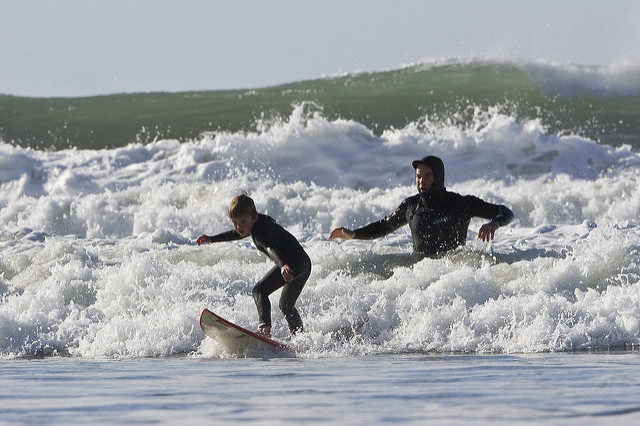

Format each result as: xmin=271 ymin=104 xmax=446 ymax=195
xmin=281 ymin=265 xmax=294 ymax=282
xmin=478 ymin=220 xmax=500 ymax=242
xmin=328 ymin=227 xmax=355 ymax=241
xmin=196 ymin=235 xmax=212 ymax=245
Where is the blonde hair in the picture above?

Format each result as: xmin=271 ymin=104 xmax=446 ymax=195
xmin=228 ymin=193 xmax=257 ymax=218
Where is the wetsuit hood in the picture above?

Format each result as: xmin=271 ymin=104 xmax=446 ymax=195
xmin=412 ymin=155 xmax=445 ymax=193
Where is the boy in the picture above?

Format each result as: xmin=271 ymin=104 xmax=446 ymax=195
xmin=196 ymin=194 xmax=311 ymax=337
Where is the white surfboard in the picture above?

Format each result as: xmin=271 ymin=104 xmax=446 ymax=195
xmin=199 ymin=308 xmax=289 ymax=353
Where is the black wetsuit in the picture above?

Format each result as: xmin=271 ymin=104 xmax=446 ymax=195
xmin=352 ymin=155 xmax=513 ymax=255
xmin=208 ymin=213 xmax=311 ymax=333
xmin=353 ymin=190 xmax=513 ymax=255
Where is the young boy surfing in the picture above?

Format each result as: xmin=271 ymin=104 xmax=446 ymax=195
xmin=196 ymin=194 xmax=311 ymax=337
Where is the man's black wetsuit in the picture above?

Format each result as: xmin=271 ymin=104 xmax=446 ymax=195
xmin=208 ymin=214 xmax=311 ymax=333
xmin=353 ymin=191 xmax=513 ymax=254
xmin=353 ymin=156 xmax=513 ymax=255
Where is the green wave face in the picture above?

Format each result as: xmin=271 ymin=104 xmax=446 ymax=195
xmin=2 ymin=60 xmax=639 ymax=150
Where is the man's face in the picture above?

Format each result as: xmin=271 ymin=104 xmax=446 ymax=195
xmin=231 ymin=214 xmax=257 ymax=237
xmin=415 ymin=164 xmax=434 ymax=194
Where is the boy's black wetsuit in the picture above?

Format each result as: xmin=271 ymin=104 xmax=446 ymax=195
xmin=208 ymin=214 xmax=311 ymax=333
xmin=353 ymin=156 xmax=513 ymax=255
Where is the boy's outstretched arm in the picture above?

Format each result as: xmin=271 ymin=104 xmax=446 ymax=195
xmin=196 ymin=230 xmax=244 ymax=245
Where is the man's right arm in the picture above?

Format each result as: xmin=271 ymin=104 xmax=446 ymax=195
xmin=329 ymin=199 xmax=409 ymax=241
xmin=352 ymin=215 xmax=401 ymax=240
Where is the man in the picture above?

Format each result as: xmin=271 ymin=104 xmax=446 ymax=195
xmin=328 ymin=156 xmax=513 ymax=255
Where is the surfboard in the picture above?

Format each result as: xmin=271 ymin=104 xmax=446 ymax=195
xmin=199 ymin=308 xmax=288 ymax=353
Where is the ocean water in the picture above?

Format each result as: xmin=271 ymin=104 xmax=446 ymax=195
xmin=3 ymin=60 xmax=640 ymax=150
xmin=2 ymin=66 xmax=640 ymax=421
xmin=2 ymin=353 xmax=640 ymax=424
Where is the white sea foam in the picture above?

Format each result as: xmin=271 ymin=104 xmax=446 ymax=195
xmin=1 ymin=105 xmax=640 ymax=358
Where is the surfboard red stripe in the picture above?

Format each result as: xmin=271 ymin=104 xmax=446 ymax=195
xmin=199 ymin=309 xmax=288 ymax=349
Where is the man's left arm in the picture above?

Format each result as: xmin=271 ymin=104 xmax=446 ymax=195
xmin=466 ymin=196 xmax=513 ymax=242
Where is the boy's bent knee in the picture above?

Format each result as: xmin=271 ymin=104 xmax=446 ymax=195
xmin=279 ymin=299 xmax=294 ymax=315
xmin=252 ymin=286 xmax=263 ymax=301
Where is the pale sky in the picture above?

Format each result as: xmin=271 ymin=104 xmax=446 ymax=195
xmin=2 ymin=0 xmax=639 ymax=97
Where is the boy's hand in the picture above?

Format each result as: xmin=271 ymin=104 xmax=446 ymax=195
xmin=281 ymin=265 xmax=294 ymax=282
xmin=196 ymin=235 xmax=212 ymax=245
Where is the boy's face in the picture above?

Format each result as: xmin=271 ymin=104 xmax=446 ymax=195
xmin=231 ymin=214 xmax=257 ymax=237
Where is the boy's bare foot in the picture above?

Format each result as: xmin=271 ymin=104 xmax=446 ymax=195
xmin=256 ymin=326 xmax=271 ymax=337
